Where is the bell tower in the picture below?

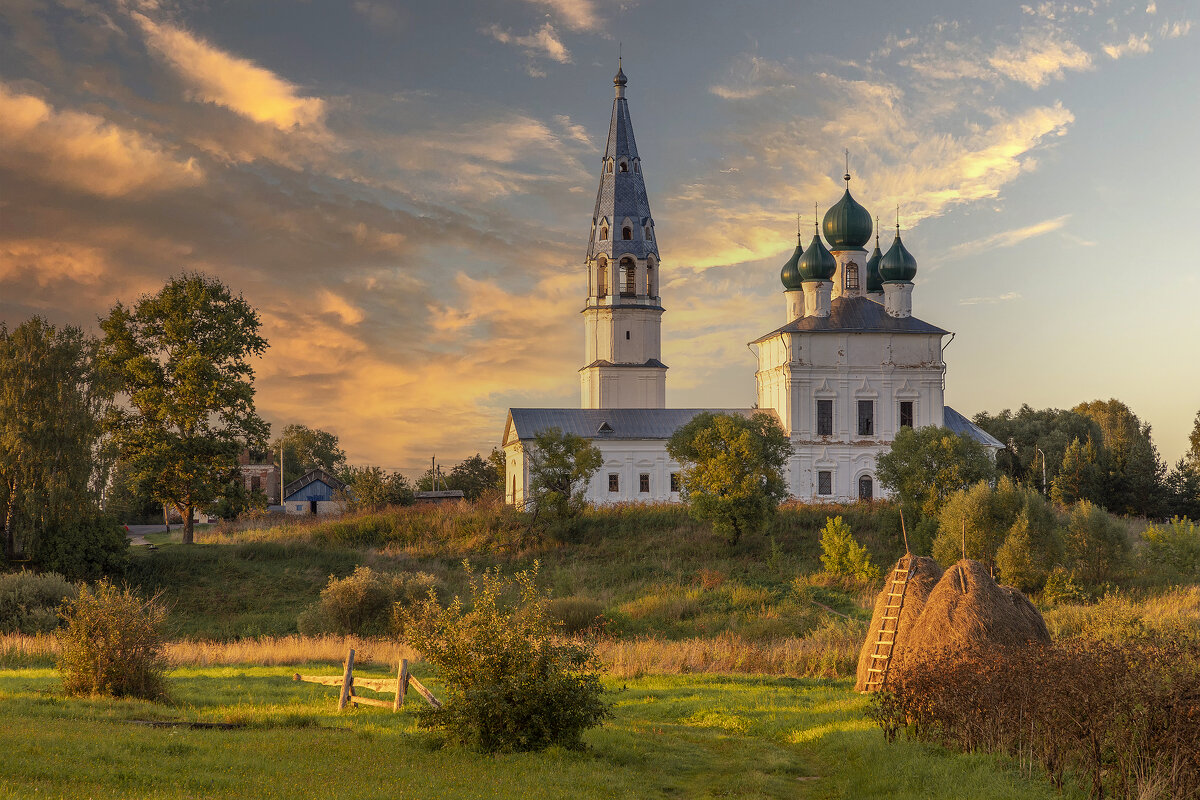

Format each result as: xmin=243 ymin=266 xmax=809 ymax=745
xmin=580 ymin=61 xmax=667 ymax=409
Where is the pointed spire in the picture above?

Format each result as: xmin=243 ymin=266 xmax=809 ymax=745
xmin=614 ymin=53 xmax=627 ymax=90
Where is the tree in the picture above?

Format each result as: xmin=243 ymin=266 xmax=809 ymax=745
xmin=1063 ymin=500 xmax=1130 ymax=586
xmin=1050 ymin=437 xmax=1103 ymax=507
xmin=876 ymin=425 xmax=997 ymax=519
xmin=446 ymin=453 xmax=502 ymax=501
xmin=1163 ymin=458 xmax=1200 ymax=522
xmin=341 ymin=466 xmax=414 ymax=511
xmin=487 ymin=447 xmax=507 ymax=495
xmin=270 ymin=424 xmax=346 ymax=487
xmin=1188 ymin=410 xmax=1200 ymax=469
xmin=1074 ymin=399 xmax=1165 ymax=517
xmin=975 ymin=405 xmax=1101 ymax=492
xmin=666 ymin=412 xmax=791 ymax=545
xmin=0 ymin=317 xmax=124 ymax=576
xmin=524 ymin=428 xmax=603 ymax=520
xmin=99 ymin=273 xmax=269 ymax=544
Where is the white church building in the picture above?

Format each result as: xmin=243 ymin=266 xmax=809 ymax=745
xmin=502 ymin=64 xmax=1000 ymax=506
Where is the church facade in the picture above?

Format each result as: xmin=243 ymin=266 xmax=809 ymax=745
xmin=502 ymin=66 xmax=1000 ymax=507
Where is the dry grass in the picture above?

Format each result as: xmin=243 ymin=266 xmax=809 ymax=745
xmin=1043 ymin=585 xmax=1200 ymax=642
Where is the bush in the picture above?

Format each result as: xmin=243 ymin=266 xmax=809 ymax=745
xmin=1041 ymin=565 xmax=1085 ymax=605
xmin=818 ymin=516 xmax=881 ymax=584
xmin=298 ymin=566 xmax=442 ymax=637
xmin=57 ymin=579 xmax=167 ymax=700
xmin=1141 ymin=517 xmax=1200 ymax=581
xmin=32 ymin=514 xmax=128 ymax=581
xmin=401 ymin=562 xmax=610 ymax=752
xmin=0 ymin=571 xmax=78 ymax=633
xmin=1064 ymin=500 xmax=1130 ymax=586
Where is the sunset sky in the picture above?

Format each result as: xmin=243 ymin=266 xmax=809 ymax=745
xmin=2 ymin=0 xmax=1198 ymax=475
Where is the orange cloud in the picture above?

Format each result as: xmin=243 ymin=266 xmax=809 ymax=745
xmin=0 ymin=82 xmax=203 ymax=197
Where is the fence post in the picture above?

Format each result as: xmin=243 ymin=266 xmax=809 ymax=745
xmin=338 ymin=648 xmax=355 ymax=711
xmin=396 ymin=658 xmax=408 ymax=710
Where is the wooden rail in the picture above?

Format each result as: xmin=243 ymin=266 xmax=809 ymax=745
xmin=294 ymin=648 xmax=442 ymax=712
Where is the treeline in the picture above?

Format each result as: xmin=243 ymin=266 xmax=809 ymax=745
xmin=976 ymin=400 xmax=1200 ymax=520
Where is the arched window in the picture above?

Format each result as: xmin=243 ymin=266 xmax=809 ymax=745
xmin=619 ymin=161 xmax=628 ymax=173
xmin=645 ymin=262 xmax=653 ymax=296
xmin=634 ymin=161 xmax=640 ymax=173
xmin=845 ymin=262 xmax=860 ymax=291
xmin=858 ymin=475 xmax=873 ymax=501
xmin=620 ymin=257 xmax=636 ymax=297
xmin=622 ymin=226 xmax=632 ymax=240
xmin=600 ymin=226 xmax=608 ymax=241
xmin=606 ymin=160 xmax=613 ymax=174
xmin=597 ymin=257 xmax=608 ymax=297
xmin=644 ymin=225 xmax=653 ymax=241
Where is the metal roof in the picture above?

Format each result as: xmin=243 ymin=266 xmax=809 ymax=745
xmin=750 ymin=296 xmax=949 ymax=343
xmin=943 ymin=406 xmax=1004 ymax=449
xmin=282 ymin=468 xmax=346 ymax=499
xmin=505 ymin=408 xmax=761 ymax=443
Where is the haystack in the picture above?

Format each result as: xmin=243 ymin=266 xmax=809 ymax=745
xmin=855 ymin=557 xmax=1050 ymax=692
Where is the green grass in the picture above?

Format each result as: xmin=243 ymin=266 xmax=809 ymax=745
xmin=0 ymin=667 xmax=1079 ymax=800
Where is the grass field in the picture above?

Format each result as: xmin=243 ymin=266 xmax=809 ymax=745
xmin=0 ymin=666 xmax=1080 ymax=800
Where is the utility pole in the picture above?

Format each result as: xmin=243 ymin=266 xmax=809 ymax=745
xmin=280 ymin=440 xmax=285 ymax=506
xmin=1036 ymin=446 xmax=1047 ymax=495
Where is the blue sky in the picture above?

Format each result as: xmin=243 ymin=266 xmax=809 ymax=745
xmin=1 ymin=0 xmax=1196 ymax=474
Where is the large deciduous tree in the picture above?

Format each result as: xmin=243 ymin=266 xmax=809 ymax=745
xmin=0 ymin=317 xmax=125 ymax=576
xmin=1074 ymin=399 xmax=1165 ymax=517
xmin=875 ymin=425 xmax=997 ymax=519
xmin=667 ymin=412 xmax=791 ymax=545
xmin=525 ymin=428 xmax=603 ymax=520
xmin=271 ymin=424 xmax=346 ymax=486
xmin=99 ymin=274 xmax=269 ymax=544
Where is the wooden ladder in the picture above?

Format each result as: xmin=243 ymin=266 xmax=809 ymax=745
xmin=864 ymin=555 xmax=912 ymax=692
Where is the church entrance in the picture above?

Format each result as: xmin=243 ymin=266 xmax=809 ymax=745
xmin=858 ymin=476 xmax=873 ymax=501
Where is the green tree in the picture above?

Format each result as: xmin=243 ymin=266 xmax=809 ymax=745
xmin=666 ymin=412 xmax=791 ymax=545
xmin=1163 ymin=458 xmax=1200 ymax=521
xmin=0 ymin=317 xmax=123 ymax=576
xmin=876 ymin=425 xmax=997 ymax=519
xmin=524 ymin=428 xmax=604 ymax=520
xmin=975 ymin=405 xmax=1101 ymax=491
xmin=447 ymin=453 xmax=502 ymax=501
xmin=487 ymin=447 xmax=507 ymax=495
xmin=1074 ymin=399 xmax=1165 ymax=517
xmin=1050 ymin=437 xmax=1103 ymax=506
xmin=1188 ymin=410 xmax=1200 ymax=468
xmin=271 ymin=424 xmax=346 ymax=486
xmin=99 ymin=273 xmax=269 ymax=545
xmin=1063 ymin=500 xmax=1130 ymax=586
xmin=818 ymin=516 xmax=881 ymax=583
xmin=341 ymin=466 xmax=414 ymax=511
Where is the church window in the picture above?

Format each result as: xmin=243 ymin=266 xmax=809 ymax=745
xmin=622 ymin=226 xmax=632 ymax=240
xmin=858 ymin=475 xmax=873 ymax=501
xmin=645 ymin=225 xmax=652 ymax=240
xmin=818 ymin=471 xmax=832 ymax=496
xmin=600 ymin=226 xmax=608 ymax=241
xmin=845 ymin=263 xmax=859 ymax=291
xmin=645 ymin=263 xmax=653 ymax=296
xmin=606 ymin=160 xmax=613 ymax=174
xmin=670 ymin=472 xmax=680 ymax=493
xmin=597 ymin=258 xmax=608 ymax=296
xmin=639 ymin=473 xmax=650 ymax=493
xmin=608 ymin=473 xmax=619 ymax=493
xmin=634 ymin=161 xmax=640 ymax=173
xmin=619 ymin=161 xmax=628 ymax=173
xmin=817 ymin=399 xmax=833 ymax=436
xmin=621 ymin=258 xmax=636 ymax=296
xmin=857 ymin=400 xmax=874 ymax=436
xmin=625 ymin=331 xmax=630 ymax=340
xmin=899 ymin=401 xmax=914 ymax=429
xmin=511 ymin=476 xmax=515 ymax=499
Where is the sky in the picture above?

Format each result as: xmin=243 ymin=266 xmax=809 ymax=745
xmin=2 ymin=0 xmax=1198 ymax=476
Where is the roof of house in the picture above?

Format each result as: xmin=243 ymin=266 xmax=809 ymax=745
xmin=943 ymin=406 xmax=1005 ymax=449
xmin=282 ymin=468 xmax=346 ymax=500
xmin=749 ymin=296 xmax=949 ymax=344
xmin=504 ymin=408 xmax=762 ymax=444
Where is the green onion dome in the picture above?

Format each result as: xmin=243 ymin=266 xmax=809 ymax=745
xmin=865 ymin=235 xmax=884 ymax=292
xmin=781 ymin=233 xmax=805 ymax=290
xmin=798 ymin=233 xmax=836 ymax=281
xmin=879 ymin=231 xmax=918 ymax=283
xmin=822 ymin=176 xmax=873 ymax=250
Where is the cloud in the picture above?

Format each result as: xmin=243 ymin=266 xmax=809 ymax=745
xmin=1104 ymin=33 xmax=1152 ymax=58
xmin=1161 ymin=20 xmax=1192 ymax=38
xmin=1147 ymin=1 xmax=1157 ymax=13
xmin=0 ymin=81 xmax=203 ymax=197
xmin=943 ymin=215 xmax=1072 ymax=260
xmin=485 ymin=23 xmax=572 ymax=64
xmin=959 ymin=292 xmax=1022 ymax=305
xmin=520 ymin=0 xmax=599 ymax=32
xmin=133 ymin=13 xmax=327 ymax=131
xmin=987 ymin=32 xmax=1093 ymax=87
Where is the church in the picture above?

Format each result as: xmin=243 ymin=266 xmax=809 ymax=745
xmin=502 ymin=65 xmax=1001 ymax=506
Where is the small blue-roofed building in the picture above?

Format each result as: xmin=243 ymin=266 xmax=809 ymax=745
xmin=282 ymin=468 xmax=347 ymax=516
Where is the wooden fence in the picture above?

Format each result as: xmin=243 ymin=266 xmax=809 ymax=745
xmin=293 ymin=648 xmax=441 ymax=712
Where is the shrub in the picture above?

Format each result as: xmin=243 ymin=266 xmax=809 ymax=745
xmin=298 ymin=566 xmax=442 ymax=637
xmin=401 ymin=562 xmax=610 ymax=752
xmin=1042 ymin=565 xmax=1085 ymax=605
xmin=57 ymin=579 xmax=167 ymax=699
xmin=32 ymin=514 xmax=128 ymax=581
xmin=818 ymin=516 xmax=881 ymax=584
xmin=0 ymin=571 xmax=78 ymax=634
xmin=1064 ymin=500 xmax=1130 ymax=586
xmin=1141 ymin=517 xmax=1200 ymax=581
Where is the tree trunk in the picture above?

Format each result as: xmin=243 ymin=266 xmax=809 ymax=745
xmin=182 ymin=504 xmax=194 ymax=545
xmin=3 ymin=475 xmax=16 ymax=560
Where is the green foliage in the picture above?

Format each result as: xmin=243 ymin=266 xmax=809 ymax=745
xmin=876 ymin=425 xmax=996 ymax=519
xmin=1163 ymin=458 xmax=1200 ymax=521
xmin=974 ymin=405 xmax=1100 ymax=493
xmin=0 ymin=571 xmax=78 ymax=634
xmin=0 ymin=317 xmax=116 ymax=570
xmin=296 ymin=565 xmax=440 ymax=636
xmin=525 ymin=427 xmax=604 ymax=520
xmin=1041 ymin=566 xmax=1085 ymax=604
xmin=931 ymin=478 xmax=1060 ymax=590
xmin=1063 ymin=500 xmax=1130 ymax=587
xmin=1141 ymin=517 xmax=1200 ymax=581
xmin=33 ymin=514 xmax=128 ymax=581
xmin=57 ymin=579 xmax=167 ymax=700
xmin=270 ymin=424 xmax=346 ymax=487
xmin=341 ymin=465 xmax=414 ymax=512
xmin=1073 ymin=399 xmax=1165 ymax=518
xmin=818 ymin=516 xmax=881 ymax=583
xmin=402 ymin=563 xmax=610 ymax=752
xmin=446 ymin=453 xmax=503 ymax=501
xmin=99 ymin=273 xmax=269 ymax=545
xmin=667 ymin=412 xmax=791 ymax=545
xmin=1050 ymin=436 xmax=1103 ymax=507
